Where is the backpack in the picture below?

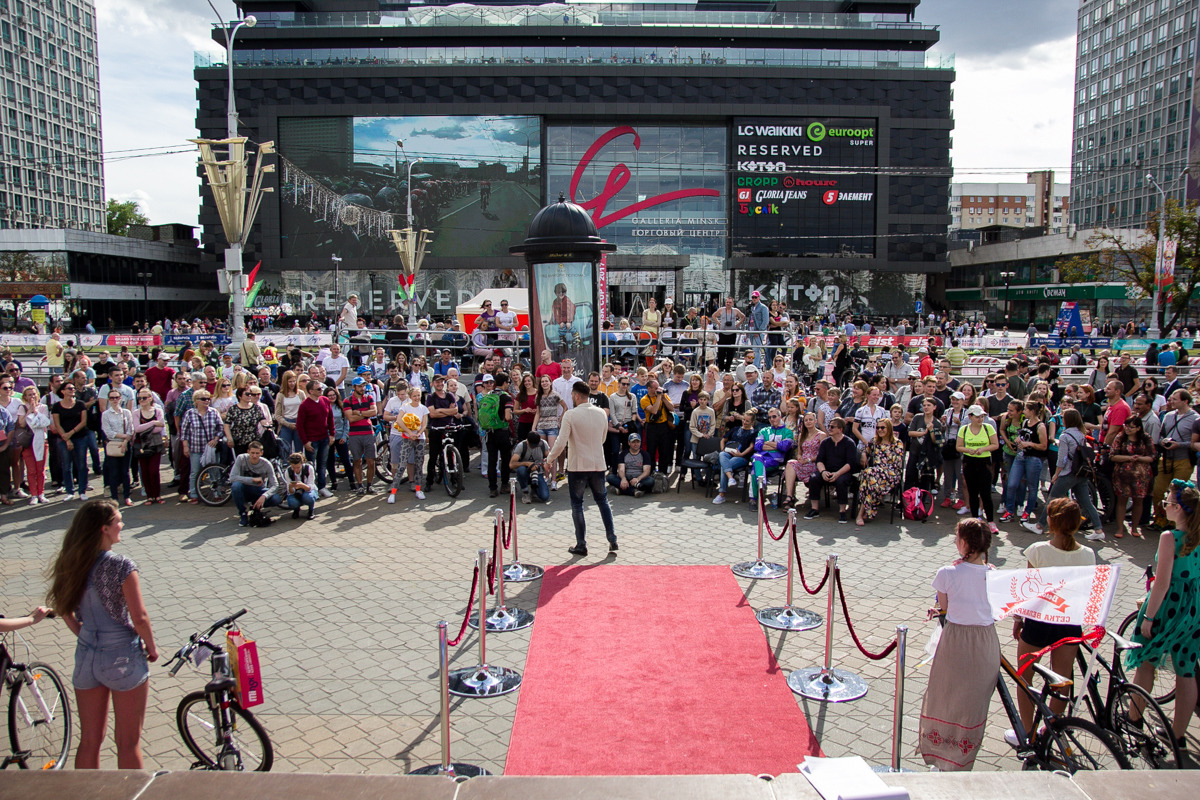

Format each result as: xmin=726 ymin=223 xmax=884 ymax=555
xmin=1068 ymin=432 xmax=1097 ymax=481
xmin=478 ymin=391 xmax=509 ymax=431
xmin=902 ymin=487 xmax=933 ymax=522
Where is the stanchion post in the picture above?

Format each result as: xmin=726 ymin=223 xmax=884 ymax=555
xmin=504 ymin=476 xmax=544 ymax=583
xmin=470 ymin=512 xmax=533 ymax=632
xmin=407 ymin=621 xmax=490 ymax=776
xmin=891 ymin=625 xmax=908 ymax=772
xmin=756 ymin=508 xmax=822 ymax=631
xmin=448 ymin=549 xmax=522 ymax=697
xmin=731 ymin=475 xmax=786 ymax=580
xmin=787 ymin=554 xmax=869 ymax=702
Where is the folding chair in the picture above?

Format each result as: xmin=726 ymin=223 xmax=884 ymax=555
xmin=678 ymin=435 xmax=721 ymax=497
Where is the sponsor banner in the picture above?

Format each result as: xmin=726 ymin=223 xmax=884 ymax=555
xmin=164 ymin=333 xmax=333 ymax=348
xmin=987 ymin=565 xmax=1120 ymax=626
xmin=0 ymin=334 xmax=160 ymax=348
xmin=1109 ymin=337 xmax=1196 ymax=349
xmin=164 ymin=334 xmax=232 ymax=347
xmin=806 ymin=334 xmax=943 ymax=349
xmin=1030 ymin=336 xmax=1112 ymax=349
xmin=958 ymin=335 xmax=1032 ymax=350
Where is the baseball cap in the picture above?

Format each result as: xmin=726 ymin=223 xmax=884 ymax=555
xmin=432 ymin=373 xmax=445 ymax=382
xmin=951 ymin=391 xmax=965 ymax=401
xmin=356 ymin=365 xmax=371 ymax=374
xmin=664 ymin=297 xmax=674 ymax=305
xmin=481 ymin=374 xmax=495 ymax=383
xmin=967 ymin=404 xmax=986 ymax=417
xmin=157 ymin=353 xmax=169 ymax=360
xmin=750 ymin=291 xmax=761 ymax=298
xmin=627 ymin=433 xmax=642 ymax=443
xmin=351 ymin=377 xmax=365 ymax=386
xmin=745 ymin=365 xmax=759 ymax=373
xmin=918 ymin=346 xmax=929 ymax=354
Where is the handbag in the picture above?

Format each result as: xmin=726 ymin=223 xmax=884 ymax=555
xmin=225 ymin=629 xmax=265 ymax=708
xmin=11 ymin=422 xmax=33 ymax=449
xmin=105 ymin=439 xmax=127 ymax=457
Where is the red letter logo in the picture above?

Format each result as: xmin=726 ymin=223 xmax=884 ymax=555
xmin=822 ymin=190 xmax=838 ymax=205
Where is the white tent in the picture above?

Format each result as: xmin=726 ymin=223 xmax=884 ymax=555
xmin=456 ymin=288 xmax=530 ymax=331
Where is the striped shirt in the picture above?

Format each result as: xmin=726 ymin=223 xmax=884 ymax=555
xmin=180 ymin=407 xmax=224 ymax=451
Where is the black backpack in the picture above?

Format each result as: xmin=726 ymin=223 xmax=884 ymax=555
xmin=1068 ymin=432 xmax=1097 ymax=481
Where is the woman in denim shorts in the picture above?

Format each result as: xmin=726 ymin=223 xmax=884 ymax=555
xmin=47 ymin=498 xmax=158 ymax=769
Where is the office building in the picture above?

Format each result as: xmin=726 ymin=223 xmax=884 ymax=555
xmin=0 ymin=0 xmax=105 ymax=232
xmin=950 ymin=172 xmax=1070 ymax=234
xmin=1070 ymin=0 xmax=1197 ymax=229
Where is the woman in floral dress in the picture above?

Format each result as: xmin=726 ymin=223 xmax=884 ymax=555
xmin=781 ymin=412 xmax=824 ymax=507
xmin=1110 ymin=416 xmax=1155 ymax=538
xmin=856 ymin=418 xmax=905 ymax=525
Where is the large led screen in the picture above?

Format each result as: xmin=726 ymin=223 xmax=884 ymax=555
xmin=731 ymin=118 xmax=877 ymax=259
xmin=278 ymin=115 xmax=542 ymax=260
xmin=545 ymin=124 xmax=727 ymax=258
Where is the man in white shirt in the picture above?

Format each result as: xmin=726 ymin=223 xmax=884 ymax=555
xmin=551 ymin=359 xmax=577 ymax=411
xmin=323 ymin=343 xmax=351 ymax=397
xmin=547 ymin=380 xmax=617 ymax=556
xmin=339 ymin=295 xmax=360 ymax=335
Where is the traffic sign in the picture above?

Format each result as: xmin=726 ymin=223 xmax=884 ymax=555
xmin=914 ymin=300 xmax=923 ymax=315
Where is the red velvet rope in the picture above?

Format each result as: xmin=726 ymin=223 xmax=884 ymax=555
xmin=487 ymin=521 xmax=500 ymax=594
xmin=502 ymin=494 xmax=515 ymax=549
xmin=834 ymin=568 xmax=898 ymax=661
xmin=759 ymin=492 xmax=790 ymax=541
xmin=791 ymin=525 xmax=830 ymax=596
xmin=446 ymin=565 xmax=480 ymax=647
xmin=1016 ymin=626 xmax=1106 ymax=676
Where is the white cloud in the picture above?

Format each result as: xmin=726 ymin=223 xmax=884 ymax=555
xmin=949 ymin=35 xmax=1077 ymax=185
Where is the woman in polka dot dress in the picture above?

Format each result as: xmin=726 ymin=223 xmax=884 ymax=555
xmin=1125 ymin=479 xmax=1200 ymax=754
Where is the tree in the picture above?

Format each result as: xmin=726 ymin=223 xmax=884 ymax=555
xmin=105 ymin=199 xmax=149 ymax=236
xmin=1057 ymin=198 xmax=1199 ymax=333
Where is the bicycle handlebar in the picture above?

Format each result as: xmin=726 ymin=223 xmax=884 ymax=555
xmin=164 ymin=609 xmax=248 ymax=673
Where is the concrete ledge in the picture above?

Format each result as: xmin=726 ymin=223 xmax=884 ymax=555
xmin=2 ymin=769 xmax=1198 ymax=799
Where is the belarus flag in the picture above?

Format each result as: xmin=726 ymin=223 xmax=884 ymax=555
xmin=986 ymin=565 xmax=1121 ymax=626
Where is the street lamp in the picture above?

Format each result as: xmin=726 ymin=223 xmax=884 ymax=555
xmin=206 ymin=1 xmax=256 ymax=140
xmin=1146 ymin=167 xmax=1188 ymax=339
xmin=999 ymin=271 xmax=1016 ymax=328
xmin=135 ymin=272 xmax=151 ymax=327
xmin=331 ymin=254 xmax=342 ymax=302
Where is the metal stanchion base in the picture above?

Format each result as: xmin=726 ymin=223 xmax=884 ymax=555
xmin=732 ymin=559 xmax=788 ymax=580
xmin=757 ymin=605 xmax=823 ymax=632
xmin=503 ymin=562 xmax=545 ymax=583
xmin=409 ymin=763 xmax=492 ymax=777
xmin=447 ymin=664 xmax=522 ymax=697
xmin=467 ymin=606 xmax=534 ymax=632
xmin=787 ymin=666 xmax=869 ymax=702
xmin=870 ymin=765 xmax=913 ymax=774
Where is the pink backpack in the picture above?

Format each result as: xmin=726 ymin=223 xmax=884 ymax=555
xmin=902 ymin=487 xmax=933 ymax=522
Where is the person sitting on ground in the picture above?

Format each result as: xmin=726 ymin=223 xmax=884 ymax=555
xmin=283 ymin=452 xmax=318 ymax=520
xmin=713 ymin=410 xmax=757 ymax=505
xmin=511 ymin=430 xmax=551 ymax=503
xmin=804 ymin=417 xmax=859 ymax=524
xmin=230 ymin=441 xmax=280 ymax=527
xmin=608 ymin=432 xmax=655 ymax=497
xmin=855 ymin=417 xmax=906 ymax=526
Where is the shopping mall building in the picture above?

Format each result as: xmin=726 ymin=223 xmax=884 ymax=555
xmin=195 ymin=0 xmax=954 ymax=322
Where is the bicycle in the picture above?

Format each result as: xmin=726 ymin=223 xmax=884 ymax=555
xmin=1 ymin=621 xmax=71 ymax=770
xmin=431 ymin=422 xmax=469 ymax=498
xmin=163 ymin=609 xmax=273 ymax=772
xmin=1070 ymin=626 xmax=1182 ymax=769
xmin=994 ymin=650 xmax=1129 ymax=771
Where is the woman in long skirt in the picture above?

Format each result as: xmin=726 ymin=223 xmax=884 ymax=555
xmin=918 ymin=518 xmax=999 ymax=771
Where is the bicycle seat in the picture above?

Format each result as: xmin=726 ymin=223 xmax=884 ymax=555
xmin=1031 ymin=662 xmax=1072 ymax=691
xmin=1108 ymin=630 xmax=1140 ymax=652
xmin=206 ymin=675 xmax=238 ymax=694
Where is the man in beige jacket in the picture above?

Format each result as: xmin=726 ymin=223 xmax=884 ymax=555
xmin=547 ymin=380 xmax=617 ymax=556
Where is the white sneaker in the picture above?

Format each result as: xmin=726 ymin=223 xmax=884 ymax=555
xmin=956 ymin=506 xmax=971 ymax=515
xmin=521 ymin=492 xmax=531 ymax=504
xmin=1003 ymin=728 xmax=1020 ymax=748
xmin=29 ymin=497 xmax=38 ymax=506
xmin=415 ymin=489 xmax=425 ymax=500
xmin=38 ymin=495 xmax=47 ymax=504
xmin=62 ymin=494 xmax=74 ymax=502
xmin=712 ymin=494 xmax=726 ymax=505
xmin=319 ymin=488 xmax=333 ymax=499
xmin=78 ymin=493 xmax=87 ymax=501
xmin=386 ymin=492 xmax=396 ymax=505
xmin=1021 ymin=521 xmax=1043 ymax=535
xmin=1084 ymin=531 xmax=1106 ymax=541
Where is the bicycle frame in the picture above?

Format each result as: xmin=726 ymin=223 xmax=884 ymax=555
xmin=995 ymin=654 xmax=1073 ymax=757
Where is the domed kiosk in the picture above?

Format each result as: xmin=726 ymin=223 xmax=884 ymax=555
xmin=511 ymin=196 xmax=615 ymax=376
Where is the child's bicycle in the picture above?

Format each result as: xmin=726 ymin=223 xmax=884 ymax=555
xmin=163 ymin=609 xmax=273 ymax=771
xmin=0 ymin=619 xmax=70 ymax=770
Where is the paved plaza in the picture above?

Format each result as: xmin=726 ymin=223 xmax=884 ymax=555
xmin=4 ymin=472 xmax=1197 ymax=774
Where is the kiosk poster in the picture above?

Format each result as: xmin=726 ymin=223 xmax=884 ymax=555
xmin=530 ymin=261 xmax=595 ymax=376
xmin=731 ymin=118 xmax=877 ymax=259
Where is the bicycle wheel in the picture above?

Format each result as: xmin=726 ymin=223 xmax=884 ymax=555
xmin=443 ymin=446 xmax=463 ymax=498
xmin=196 ymin=465 xmax=231 ymax=506
xmin=7 ymin=662 xmax=72 ymax=770
xmin=1115 ymin=610 xmax=1175 ymax=704
xmin=1107 ymin=682 xmax=1183 ymax=769
xmin=176 ymin=691 xmax=273 ymax=772
xmin=1035 ymin=717 xmax=1130 ymax=772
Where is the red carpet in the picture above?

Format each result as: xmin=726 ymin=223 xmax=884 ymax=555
xmin=504 ymin=565 xmax=822 ymax=775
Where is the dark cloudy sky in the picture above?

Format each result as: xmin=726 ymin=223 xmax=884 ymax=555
xmin=97 ymin=0 xmax=1078 ymax=224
